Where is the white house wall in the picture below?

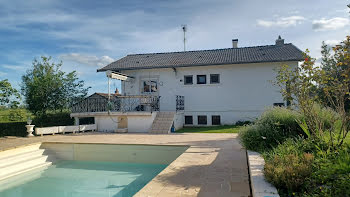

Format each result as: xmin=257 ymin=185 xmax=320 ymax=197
xmin=94 ymin=113 xmax=157 ymax=133
xmin=95 ymin=115 xmax=118 ymax=132
xmin=127 ymin=112 xmax=157 ymax=133
xmin=121 ymin=61 xmax=298 ymax=125
xmin=174 ymin=112 xmax=184 ymax=130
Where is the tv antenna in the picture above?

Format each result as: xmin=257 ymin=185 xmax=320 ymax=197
xmin=181 ymin=25 xmax=187 ymax=51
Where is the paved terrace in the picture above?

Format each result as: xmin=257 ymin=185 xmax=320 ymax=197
xmin=0 ymin=133 xmax=250 ymax=197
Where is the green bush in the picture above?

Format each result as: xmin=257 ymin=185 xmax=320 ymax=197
xmin=33 ymin=112 xmax=74 ymax=127
xmin=263 ymin=138 xmax=315 ymax=196
xmin=264 ymin=138 xmax=350 ymax=197
xmin=235 ymin=120 xmax=252 ymax=126
xmin=239 ymin=107 xmax=304 ymax=152
xmin=0 ymin=108 xmax=30 ymax=122
xmin=0 ymin=112 xmax=74 ymax=137
xmin=306 ymin=145 xmax=350 ymax=197
xmin=0 ymin=122 xmax=27 ymax=137
xmin=265 ymin=153 xmax=314 ymax=194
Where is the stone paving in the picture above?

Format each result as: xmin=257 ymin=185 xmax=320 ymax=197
xmin=0 ymin=133 xmax=251 ymax=197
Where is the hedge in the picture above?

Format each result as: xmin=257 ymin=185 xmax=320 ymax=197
xmin=0 ymin=112 xmax=74 ymax=137
xmin=32 ymin=112 xmax=74 ymax=127
xmin=0 ymin=122 xmax=27 ymax=137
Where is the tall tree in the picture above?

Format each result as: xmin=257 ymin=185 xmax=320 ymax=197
xmin=0 ymin=79 xmax=20 ymax=108
xmin=21 ymin=56 xmax=90 ymax=115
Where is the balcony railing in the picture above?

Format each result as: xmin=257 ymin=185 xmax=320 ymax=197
xmin=72 ymin=95 xmax=160 ymax=113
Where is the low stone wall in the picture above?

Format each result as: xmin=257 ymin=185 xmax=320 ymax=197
xmin=35 ymin=124 xmax=96 ymax=136
xmin=247 ymin=151 xmax=279 ymax=197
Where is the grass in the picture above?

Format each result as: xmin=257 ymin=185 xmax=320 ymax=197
xmin=175 ymin=125 xmax=242 ymax=133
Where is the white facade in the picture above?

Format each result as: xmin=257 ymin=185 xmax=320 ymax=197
xmin=121 ymin=61 xmax=298 ymax=126
xmin=73 ymin=112 xmax=157 ymax=133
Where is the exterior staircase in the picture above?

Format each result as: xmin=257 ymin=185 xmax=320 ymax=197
xmin=150 ymin=112 xmax=176 ymax=134
xmin=0 ymin=143 xmax=55 ymax=181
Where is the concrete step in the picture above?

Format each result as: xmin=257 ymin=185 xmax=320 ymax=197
xmin=150 ymin=112 xmax=175 ymax=134
xmin=0 ymin=149 xmax=46 ymax=168
xmin=0 ymin=143 xmax=42 ymax=159
xmin=0 ymin=155 xmax=53 ymax=181
xmin=0 ymin=162 xmax=52 ymax=181
xmin=0 ymin=164 xmax=49 ymax=192
xmin=154 ymin=117 xmax=174 ymax=121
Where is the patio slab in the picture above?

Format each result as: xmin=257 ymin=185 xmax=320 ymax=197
xmin=0 ymin=133 xmax=251 ymax=197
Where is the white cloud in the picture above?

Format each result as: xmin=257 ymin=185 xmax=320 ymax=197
xmin=0 ymin=71 xmax=7 ymax=77
xmin=2 ymin=65 xmax=27 ymax=70
xmin=324 ymin=39 xmax=341 ymax=46
xmin=257 ymin=16 xmax=306 ymax=28
xmin=59 ymin=53 xmax=115 ymax=67
xmin=312 ymin=17 xmax=350 ymax=31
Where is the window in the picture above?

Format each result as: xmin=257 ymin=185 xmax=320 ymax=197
xmin=273 ymin=103 xmax=285 ymax=107
xmin=210 ymin=74 xmax=220 ymax=84
xmin=184 ymin=75 xmax=193 ymax=85
xmin=212 ymin=115 xmax=221 ymax=125
xmin=197 ymin=75 xmax=206 ymax=84
xmin=142 ymin=80 xmax=157 ymax=93
xmin=198 ymin=115 xmax=207 ymax=125
xmin=185 ymin=116 xmax=193 ymax=125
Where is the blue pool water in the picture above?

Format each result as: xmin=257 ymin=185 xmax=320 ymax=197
xmin=0 ymin=160 xmax=167 ymax=197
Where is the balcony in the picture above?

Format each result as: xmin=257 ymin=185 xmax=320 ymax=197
xmin=71 ymin=95 xmax=160 ymax=113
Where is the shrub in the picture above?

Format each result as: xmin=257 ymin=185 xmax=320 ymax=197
xmin=0 ymin=108 xmax=30 ymax=122
xmin=0 ymin=122 xmax=27 ymax=137
xmin=264 ymin=138 xmax=350 ymax=197
xmin=306 ymin=145 xmax=350 ymax=197
xmin=33 ymin=112 xmax=74 ymax=127
xmin=264 ymin=138 xmax=315 ymax=195
xmin=235 ymin=120 xmax=252 ymax=126
xmin=265 ymin=153 xmax=314 ymax=193
xmin=239 ymin=107 xmax=304 ymax=152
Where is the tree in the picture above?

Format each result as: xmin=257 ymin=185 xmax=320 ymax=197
xmin=0 ymin=79 xmax=20 ymax=108
xmin=21 ymin=56 xmax=90 ymax=115
xmin=274 ymin=36 xmax=350 ymax=149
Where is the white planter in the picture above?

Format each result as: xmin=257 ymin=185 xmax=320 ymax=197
xmin=25 ymin=125 xmax=35 ymax=137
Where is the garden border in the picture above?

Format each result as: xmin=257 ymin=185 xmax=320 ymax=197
xmin=247 ymin=150 xmax=279 ymax=197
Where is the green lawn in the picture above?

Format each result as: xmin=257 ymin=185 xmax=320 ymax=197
xmin=175 ymin=125 xmax=242 ymax=133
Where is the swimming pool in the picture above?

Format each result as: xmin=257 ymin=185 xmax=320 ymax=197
xmin=0 ymin=143 xmax=188 ymax=197
xmin=0 ymin=160 xmax=167 ymax=197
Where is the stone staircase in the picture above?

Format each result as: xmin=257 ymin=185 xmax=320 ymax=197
xmin=150 ymin=112 xmax=176 ymax=134
xmin=0 ymin=143 xmax=55 ymax=181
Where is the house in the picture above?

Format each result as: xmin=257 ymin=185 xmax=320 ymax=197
xmin=70 ymin=36 xmax=303 ymax=133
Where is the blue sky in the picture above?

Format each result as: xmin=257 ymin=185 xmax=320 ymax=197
xmin=0 ymin=0 xmax=349 ymax=95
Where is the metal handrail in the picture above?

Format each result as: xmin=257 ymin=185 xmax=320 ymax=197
xmin=71 ymin=95 xmax=160 ymax=113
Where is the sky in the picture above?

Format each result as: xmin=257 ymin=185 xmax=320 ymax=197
xmin=0 ymin=0 xmax=349 ymax=95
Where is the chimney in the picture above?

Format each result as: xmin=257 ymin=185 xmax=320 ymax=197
xmin=275 ymin=35 xmax=284 ymax=46
xmin=232 ymin=39 xmax=238 ymax=48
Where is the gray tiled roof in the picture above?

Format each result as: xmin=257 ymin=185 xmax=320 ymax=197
xmin=98 ymin=43 xmax=303 ymax=72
